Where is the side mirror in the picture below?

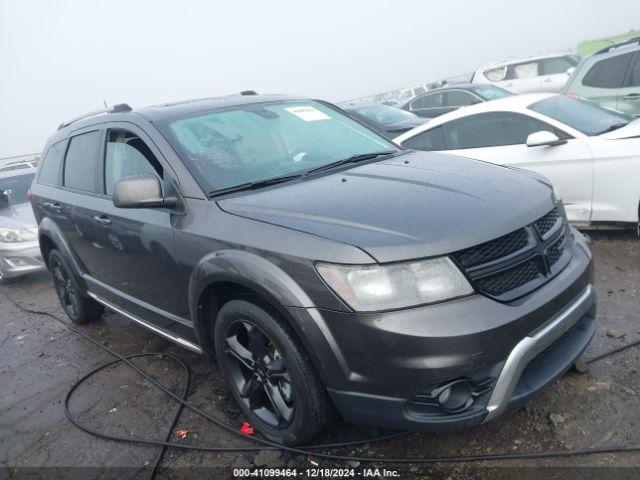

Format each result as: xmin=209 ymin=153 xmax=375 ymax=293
xmin=526 ymin=131 xmax=567 ymax=147
xmin=566 ymin=67 xmax=575 ymax=76
xmin=112 ymin=174 xmax=177 ymax=209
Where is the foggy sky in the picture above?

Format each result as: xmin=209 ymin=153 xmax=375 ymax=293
xmin=1 ymin=0 xmax=638 ymax=156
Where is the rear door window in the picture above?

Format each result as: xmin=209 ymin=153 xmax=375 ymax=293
xmin=445 ymin=91 xmax=476 ymax=107
xmin=411 ymin=93 xmax=444 ymax=110
xmin=540 ymin=56 xmax=574 ymax=75
xmin=582 ymin=52 xmax=634 ymax=88
xmin=624 ymin=53 xmax=640 ymax=87
xmin=38 ymin=140 xmax=66 ymax=186
xmin=63 ymin=130 xmax=103 ymax=193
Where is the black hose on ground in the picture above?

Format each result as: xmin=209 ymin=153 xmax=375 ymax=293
xmin=2 ymin=290 xmax=640 ymax=477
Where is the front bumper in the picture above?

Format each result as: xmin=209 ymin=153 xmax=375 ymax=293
xmin=286 ymin=230 xmax=595 ymax=431
xmin=0 ymin=240 xmax=45 ymax=279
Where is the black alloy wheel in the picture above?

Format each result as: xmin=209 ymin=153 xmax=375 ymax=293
xmin=224 ymin=319 xmax=294 ymax=428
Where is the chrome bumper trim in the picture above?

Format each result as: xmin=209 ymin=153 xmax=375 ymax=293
xmin=484 ymin=284 xmax=595 ymax=421
xmin=87 ymin=292 xmax=202 ymax=354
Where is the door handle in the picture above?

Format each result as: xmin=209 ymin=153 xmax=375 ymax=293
xmin=93 ymin=215 xmax=112 ymax=225
xmin=543 ymin=78 xmax=552 ymax=83
xmin=43 ymin=202 xmax=63 ymax=211
xmin=622 ymin=93 xmax=640 ymax=101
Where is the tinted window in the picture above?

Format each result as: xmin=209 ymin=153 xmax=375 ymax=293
xmin=625 ymin=54 xmax=640 ymax=87
xmin=445 ymin=91 xmax=476 ymax=107
xmin=64 ymin=131 xmax=102 ymax=193
xmin=105 ymin=130 xmax=164 ymax=195
xmin=442 ymin=112 xmax=565 ymax=150
xmin=582 ymin=52 xmax=634 ymax=88
xmin=411 ymin=93 xmax=444 ymax=109
xmin=38 ymin=141 xmax=66 ymax=186
xmin=529 ymin=95 xmax=631 ymax=136
xmin=402 ymin=127 xmax=445 ymax=151
xmin=540 ymin=56 xmax=574 ymax=75
xmin=353 ymin=105 xmax=418 ymax=126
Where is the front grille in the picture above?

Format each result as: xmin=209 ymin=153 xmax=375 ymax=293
xmin=452 ymin=205 xmax=571 ymax=301
xmin=535 ymin=206 xmax=559 ymax=237
xmin=454 ymin=228 xmax=529 ymax=268
xmin=474 ymin=259 xmax=542 ymax=296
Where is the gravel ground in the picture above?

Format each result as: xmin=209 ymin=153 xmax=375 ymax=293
xmin=1 ymin=231 xmax=639 ymax=479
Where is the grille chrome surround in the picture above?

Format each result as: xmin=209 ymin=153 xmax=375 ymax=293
xmin=451 ymin=204 xmax=571 ymax=301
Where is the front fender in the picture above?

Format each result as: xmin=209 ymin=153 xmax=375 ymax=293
xmin=187 ymin=250 xmax=343 ymax=383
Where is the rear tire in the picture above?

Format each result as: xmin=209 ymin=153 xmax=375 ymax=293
xmin=214 ymin=299 xmax=330 ymax=445
xmin=48 ymin=249 xmax=104 ymax=324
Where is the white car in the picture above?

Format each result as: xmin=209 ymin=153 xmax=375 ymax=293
xmin=471 ymin=53 xmax=580 ymax=93
xmin=394 ymin=93 xmax=640 ymax=228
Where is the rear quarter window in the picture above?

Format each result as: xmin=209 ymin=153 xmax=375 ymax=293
xmin=63 ymin=130 xmax=103 ymax=193
xmin=38 ymin=140 xmax=66 ymax=186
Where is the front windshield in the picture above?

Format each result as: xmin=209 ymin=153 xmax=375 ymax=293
xmin=470 ymin=85 xmax=513 ymax=101
xmin=354 ymin=104 xmax=418 ymax=125
xmin=0 ymin=172 xmax=35 ymax=207
xmin=160 ymin=100 xmax=397 ymax=193
xmin=529 ymin=95 xmax=632 ymax=136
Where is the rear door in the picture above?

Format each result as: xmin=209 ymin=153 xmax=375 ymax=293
xmin=618 ymin=52 xmax=640 ymax=117
xmin=500 ymin=61 xmax=542 ymax=93
xmin=539 ymin=56 xmax=576 ymax=92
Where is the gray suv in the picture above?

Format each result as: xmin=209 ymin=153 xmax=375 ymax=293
xmin=564 ymin=37 xmax=640 ymax=117
xmin=31 ymin=93 xmax=596 ymax=445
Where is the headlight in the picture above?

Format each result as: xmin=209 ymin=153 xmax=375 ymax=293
xmin=316 ymin=257 xmax=473 ymax=312
xmin=0 ymin=227 xmax=37 ymax=243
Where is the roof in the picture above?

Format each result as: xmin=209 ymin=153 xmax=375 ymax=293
xmin=137 ymin=93 xmax=305 ymax=121
xmin=55 ymin=93 xmax=307 ymax=134
xmin=394 ymin=93 xmax=556 ymax=142
xmin=475 ymin=52 xmax=573 ymax=72
xmin=0 ymin=166 xmax=37 ymax=180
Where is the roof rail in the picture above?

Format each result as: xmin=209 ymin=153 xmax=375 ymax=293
xmin=57 ymin=103 xmax=132 ymax=130
xmin=594 ymin=36 xmax=640 ymax=55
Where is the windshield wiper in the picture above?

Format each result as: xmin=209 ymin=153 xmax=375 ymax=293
xmin=597 ymin=122 xmax=629 ymax=135
xmin=303 ymin=150 xmax=398 ymax=176
xmin=208 ymin=173 xmax=302 ymax=198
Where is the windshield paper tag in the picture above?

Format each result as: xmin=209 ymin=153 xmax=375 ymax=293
xmin=285 ymin=106 xmax=331 ymax=121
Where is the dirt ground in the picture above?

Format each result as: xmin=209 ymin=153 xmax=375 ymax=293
xmin=1 ymin=231 xmax=639 ymax=479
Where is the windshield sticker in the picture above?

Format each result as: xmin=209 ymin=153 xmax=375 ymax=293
xmin=285 ymin=106 xmax=331 ymax=121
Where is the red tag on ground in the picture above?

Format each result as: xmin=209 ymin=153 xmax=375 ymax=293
xmin=240 ymin=422 xmax=254 ymax=435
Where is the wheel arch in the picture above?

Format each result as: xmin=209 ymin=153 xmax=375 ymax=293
xmin=38 ymin=217 xmax=88 ymax=290
xmin=188 ymin=250 xmax=335 ymax=384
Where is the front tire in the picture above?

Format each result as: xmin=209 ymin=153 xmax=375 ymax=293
xmin=214 ymin=299 xmax=330 ymax=445
xmin=49 ymin=249 xmax=104 ymax=324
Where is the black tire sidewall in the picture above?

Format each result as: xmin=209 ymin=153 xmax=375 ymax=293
xmin=214 ymin=299 xmax=325 ymax=445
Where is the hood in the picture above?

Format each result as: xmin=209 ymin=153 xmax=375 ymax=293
xmin=600 ymin=118 xmax=640 ymax=140
xmin=218 ymin=151 xmax=554 ymax=263
xmin=0 ymin=202 xmax=37 ymax=229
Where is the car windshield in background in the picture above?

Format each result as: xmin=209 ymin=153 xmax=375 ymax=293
xmin=160 ymin=101 xmax=398 ymax=194
xmin=470 ymin=84 xmax=513 ymax=101
xmin=529 ymin=95 xmax=632 ymax=136
xmin=0 ymin=172 xmax=35 ymax=207
xmin=354 ymin=104 xmax=418 ymax=125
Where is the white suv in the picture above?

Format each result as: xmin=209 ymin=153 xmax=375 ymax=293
xmin=472 ymin=53 xmax=580 ymax=94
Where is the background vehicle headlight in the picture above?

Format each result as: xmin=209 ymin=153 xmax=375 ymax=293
xmin=316 ymin=257 xmax=473 ymax=312
xmin=0 ymin=227 xmax=37 ymax=243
